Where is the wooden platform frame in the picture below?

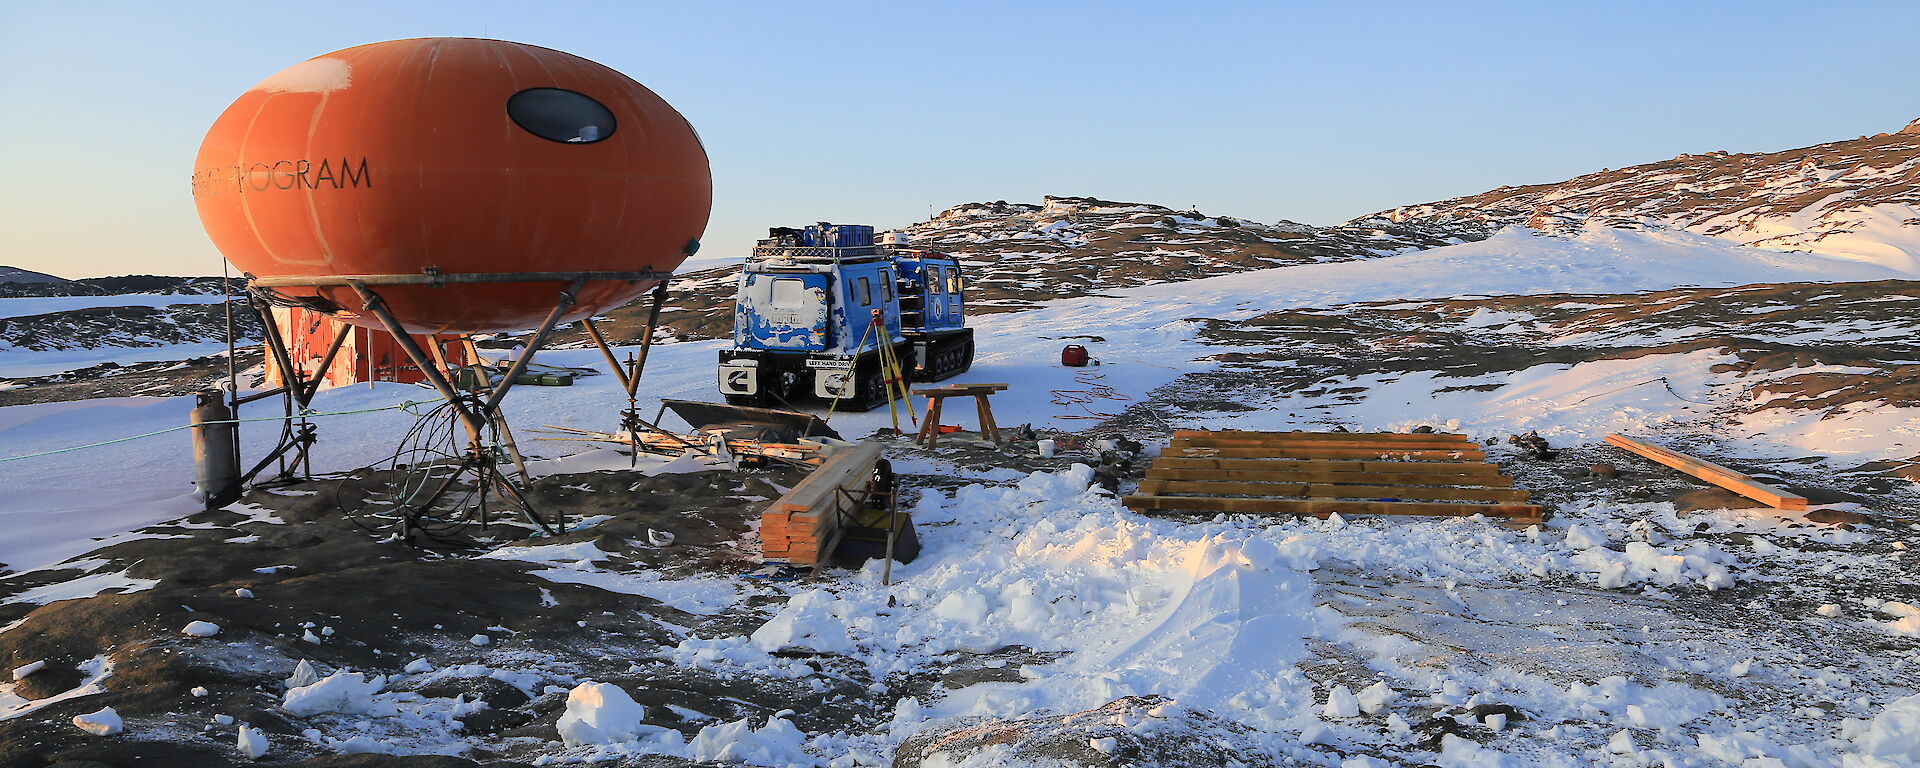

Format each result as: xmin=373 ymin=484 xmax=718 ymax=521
xmin=1124 ymin=430 xmax=1541 ymax=524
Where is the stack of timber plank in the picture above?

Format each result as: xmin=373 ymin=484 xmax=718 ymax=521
xmin=1123 ymin=430 xmax=1543 ymax=524
xmin=759 ymin=443 xmax=886 ymax=567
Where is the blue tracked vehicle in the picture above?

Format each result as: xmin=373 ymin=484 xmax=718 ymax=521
xmin=718 ymin=224 xmax=975 ymax=410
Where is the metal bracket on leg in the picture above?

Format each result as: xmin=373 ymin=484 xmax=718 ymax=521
xmin=580 ymin=282 xmax=682 ymax=465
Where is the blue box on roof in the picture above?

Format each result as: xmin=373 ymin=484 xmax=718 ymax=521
xmin=794 ymin=223 xmax=875 ymax=250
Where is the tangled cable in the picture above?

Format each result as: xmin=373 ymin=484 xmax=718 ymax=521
xmin=246 ymin=282 xmax=343 ymax=313
xmin=1051 ymin=370 xmax=1131 ymax=421
xmin=336 ymin=396 xmax=523 ymax=548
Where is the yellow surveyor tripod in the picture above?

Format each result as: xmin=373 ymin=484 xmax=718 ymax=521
xmin=827 ymin=310 xmax=917 ymax=432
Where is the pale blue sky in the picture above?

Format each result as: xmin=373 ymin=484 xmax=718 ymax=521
xmin=3 ymin=1 xmax=1917 ymax=277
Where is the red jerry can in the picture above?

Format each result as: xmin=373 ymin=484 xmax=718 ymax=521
xmin=1061 ymin=344 xmax=1090 ymax=367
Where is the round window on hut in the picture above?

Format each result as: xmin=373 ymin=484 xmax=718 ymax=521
xmin=507 ymin=88 xmax=617 ymax=144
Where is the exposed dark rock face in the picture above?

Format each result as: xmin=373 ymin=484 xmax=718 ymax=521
xmin=0 ymin=274 xmax=228 ymax=298
xmin=893 ymin=695 xmax=1282 ymax=768
xmin=0 ymin=301 xmax=258 ymax=352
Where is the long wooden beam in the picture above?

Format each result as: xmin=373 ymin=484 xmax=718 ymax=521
xmin=1170 ymin=437 xmax=1477 ymax=451
xmin=1146 ymin=467 xmax=1516 ymax=487
xmin=1122 ymin=494 xmax=1542 ymax=520
xmin=1172 ymin=446 xmax=1485 ymax=461
xmin=1172 ymin=430 xmax=1474 ymax=443
xmin=1136 ymin=479 xmax=1530 ymax=503
xmin=1150 ymin=457 xmax=1502 ymax=474
xmin=1604 ymin=434 xmax=1808 ymax=511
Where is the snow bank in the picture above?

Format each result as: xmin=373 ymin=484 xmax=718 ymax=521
xmin=1850 ymin=694 xmax=1920 ymax=766
xmin=0 ymin=655 xmax=112 ymax=722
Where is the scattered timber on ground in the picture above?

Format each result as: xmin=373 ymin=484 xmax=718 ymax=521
xmin=1604 ymin=434 xmax=1809 ymax=511
xmin=1125 ymin=430 xmax=1542 ymax=524
xmin=536 ymin=424 xmax=830 ymax=466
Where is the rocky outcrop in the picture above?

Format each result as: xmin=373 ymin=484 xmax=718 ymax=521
xmin=893 ymin=695 xmax=1281 ymax=768
xmin=1363 ymin=118 xmax=1920 ymax=270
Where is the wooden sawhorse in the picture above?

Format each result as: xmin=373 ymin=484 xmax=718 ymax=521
xmin=912 ymin=383 xmax=1009 ymax=448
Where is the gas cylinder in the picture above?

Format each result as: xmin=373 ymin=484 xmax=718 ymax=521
xmin=190 ymin=390 xmax=240 ymax=508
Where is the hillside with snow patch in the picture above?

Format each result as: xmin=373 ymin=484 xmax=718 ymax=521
xmin=612 ymin=195 xmax=1468 ymax=343
xmin=1366 ymin=117 xmax=1920 ymax=272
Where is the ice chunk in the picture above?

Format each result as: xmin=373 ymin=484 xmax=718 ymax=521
xmin=11 ymin=660 xmax=44 ymax=681
xmin=934 ymin=590 xmax=990 ymax=624
xmin=750 ymin=589 xmax=854 ymax=653
xmin=214 ymin=714 xmax=233 ymax=725
xmin=1566 ymin=524 xmax=1608 ymax=550
xmin=688 ymin=713 xmax=810 ymax=764
xmin=181 ymin=621 xmax=220 ymax=637
xmin=557 ymin=682 xmax=662 ymax=746
xmin=190 ymin=686 xmax=209 ymax=697
xmin=234 ymin=588 xmax=254 ymax=599
xmin=403 ymin=658 xmax=433 ymax=674
xmin=1006 ymin=593 xmax=1051 ymax=630
xmin=281 ymin=671 xmax=383 ymax=717
xmin=72 ymin=706 xmax=121 ymax=735
xmin=237 ymin=725 xmax=269 ymax=759
xmin=469 ymin=634 xmax=491 ymax=646
xmin=285 ymin=659 xmax=319 ymax=689
xmin=1595 ymin=560 xmax=1629 ymax=589
xmin=1323 ymin=684 xmax=1360 ymax=719
xmin=1356 ymin=681 xmax=1398 ymax=715
xmin=1608 ymin=730 xmax=1637 ymax=754
xmin=1817 ymin=604 xmax=1843 ymax=617
xmin=332 ymin=735 xmax=388 ymax=754
xmin=1439 ymin=733 xmax=1505 ymax=767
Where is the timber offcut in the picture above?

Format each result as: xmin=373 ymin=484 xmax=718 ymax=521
xmin=1124 ymin=430 xmax=1543 ymax=524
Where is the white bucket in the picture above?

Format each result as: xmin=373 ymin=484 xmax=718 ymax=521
xmin=1037 ymin=439 xmax=1057 ymax=458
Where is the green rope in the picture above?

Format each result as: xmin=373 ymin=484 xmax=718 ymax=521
xmin=0 ymin=400 xmax=429 ymax=463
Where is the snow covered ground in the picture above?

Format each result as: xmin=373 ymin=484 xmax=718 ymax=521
xmin=2 ymin=224 xmax=1913 ymax=573
xmin=2 ymin=225 xmax=1918 ymax=765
